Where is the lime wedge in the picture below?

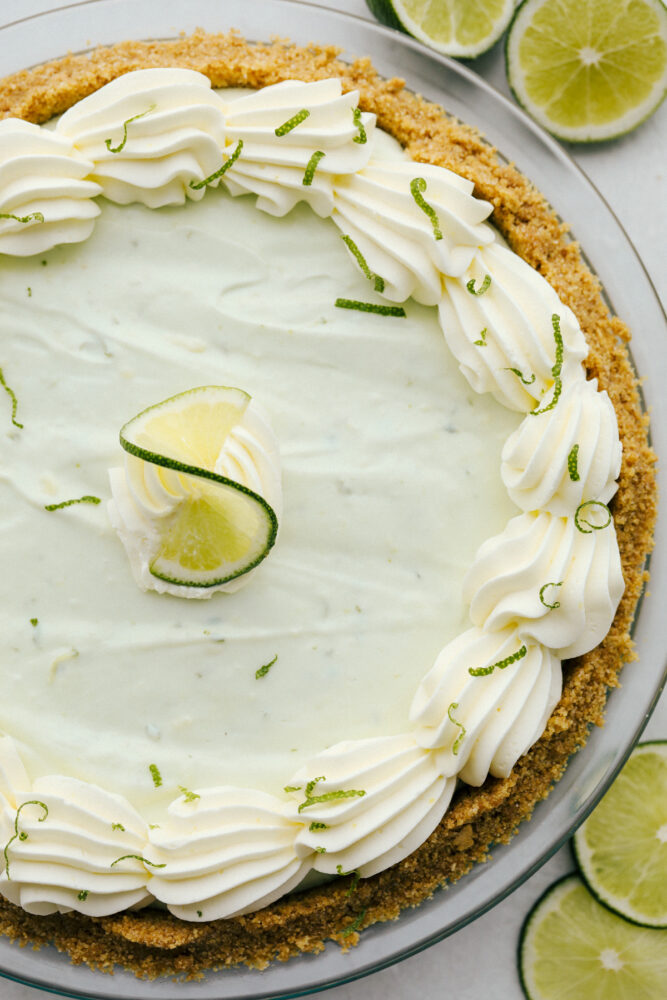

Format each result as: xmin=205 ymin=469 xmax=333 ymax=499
xmin=506 ymin=0 xmax=667 ymax=141
xmin=366 ymin=0 xmax=515 ymax=58
xmin=573 ymin=741 xmax=667 ymax=928
xmin=519 ymin=874 xmax=667 ymax=1000
xmin=120 ymin=386 xmax=278 ymax=588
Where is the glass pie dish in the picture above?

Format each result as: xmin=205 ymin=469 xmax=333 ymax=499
xmin=0 ymin=1 xmax=665 ymax=997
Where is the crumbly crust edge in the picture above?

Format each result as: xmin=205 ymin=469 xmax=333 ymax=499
xmin=0 ymin=30 xmax=657 ymax=980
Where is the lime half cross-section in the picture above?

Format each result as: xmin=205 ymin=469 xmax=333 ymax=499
xmin=519 ymin=874 xmax=667 ymax=1000
xmin=119 ymin=386 xmax=278 ymax=588
xmin=366 ymin=0 xmax=515 ymax=58
xmin=506 ymin=0 xmax=667 ymax=141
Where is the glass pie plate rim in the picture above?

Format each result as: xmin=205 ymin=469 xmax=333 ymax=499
xmin=0 ymin=1 xmax=665 ymax=998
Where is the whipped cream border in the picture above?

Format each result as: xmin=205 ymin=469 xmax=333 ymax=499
xmin=0 ymin=70 xmax=624 ymax=921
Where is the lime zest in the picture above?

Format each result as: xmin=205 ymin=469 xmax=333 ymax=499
xmin=105 ymin=104 xmax=156 ymax=153
xmin=575 ymin=500 xmax=612 ymax=534
xmin=77 ymin=890 xmax=89 ymax=901
xmin=410 ymin=177 xmax=443 ymax=241
xmin=568 ymin=444 xmax=580 ymax=481
xmin=189 ymin=139 xmax=243 ymax=190
xmin=0 ymin=367 xmax=24 ymax=429
xmin=4 ymin=800 xmax=48 ymax=879
xmin=110 ymin=854 xmax=166 ymax=869
xmin=531 ymin=314 xmax=565 ymax=416
xmin=149 ymin=763 xmax=162 ymax=788
xmin=284 ymin=784 xmax=301 ymax=793
xmin=335 ymin=298 xmax=406 ymax=317
xmin=336 ymin=864 xmax=361 ymax=896
xmin=111 ymin=823 xmax=125 ymax=832
xmin=303 ymin=150 xmax=325 ymax=186
xmin=0 ymin=211 xmax=45 ymax=224
xmin=315 ymin=845 xmax=327 ymax=853
xmin=309 ymin=821 xmax=328 ymax=831
xmin=44 ymin=495 xmax=101 ymax=512
xmin=474 ymin=327 xmax=488 ymax=346
xmin=352 ymin=107 xmax=367 ymax=144
xmin=466 ymin=274 xmax=492 ymax=296
xmin=275 ymin=109 xmax=310 ymax=136
xmin=255 ymin=653 xmax=278 ymax=679
xmin=469 ymin=644 xmax=527 ymax=677
xmin=539 ymin=581 xmax=563 ymax=610
xmin=505 ymin=367 xmax=536 ymax=386
xmin=297 ymin=777 xmax=366 ymax=813
xmin=304 ymin=776 xmax=326 ymax=797
xmin=340 ymin=909 xmax=367 ymax=937
xmin=30 ymin=618 xmax=38 ymax=627
xmin=447 ymin=702 xmax=466 ymax=754
xmin=196 ymin=909 xmax=203 ymax=917
xmin=178 ymin=786 xmax=200 ymax=803
xmin=341 ymin=234 xmax=385 ymax=293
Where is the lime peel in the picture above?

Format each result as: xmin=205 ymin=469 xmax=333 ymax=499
xmin=366 ymin=0 xmax=516 ymax=59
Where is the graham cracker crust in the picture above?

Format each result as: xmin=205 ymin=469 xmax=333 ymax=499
xmin=0 ymin=30 xmax=657 ymax=981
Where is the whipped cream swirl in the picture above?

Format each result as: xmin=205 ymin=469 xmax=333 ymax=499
xmin=108 ymin=399 xmax=281 ymax=599
xmin=0 ymin=119 xmax=101 ymax=255
xmin=56 ymin=68 xmax=227 ymax=207
xmin=221 ymin=80 xmax=375 ymax=217
xmin=501 ymin=377 xmax=622 ymax=514
xmin=147 ymin=788 xmax=308 ymax=921
xmin=286 ymin=735 xmax=456 ymax=878
xmin=439 ymin=242 xmax=588 ymax=410
xmin=410 ymin=627 xmax=562 ymax=786
xmin=464 ymin=510 xmax=624 ymax=659
xmin=332 ymin=159 xmax=494 ymax=305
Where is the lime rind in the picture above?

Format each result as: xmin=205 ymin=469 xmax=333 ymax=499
xmin=505 ymin=0 xmax=667 ymax=142
xmin=366 ymin=0 xmax=516 ymax=59
xmin=573 ymin=740 xmax=667 ymax=928
xmin=519 ymin=872 xmax=667 ymax=1000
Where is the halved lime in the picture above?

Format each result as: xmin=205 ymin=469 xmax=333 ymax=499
xmin=506 ymin=0 xmax=667 ymax=141
xmin=366 ymin=0 xmax=515 ymax=58
xmin=120 ymin=386 xmax=278 ymax=588
xmin=573 ymin=741 xmax=667 ymax=928
xmin=520 ymin=874 xmax=667 ymax=1000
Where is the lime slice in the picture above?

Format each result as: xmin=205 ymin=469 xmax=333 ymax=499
xmin=506 ymin=0 xmax=667 ymax=141
xmin=573 ymin=741 xmax=667 ymax=928
xmin=120 ymin=386 xmax=278 ymax=588
xmin=519 ymin=874 xmax=667 ymax=1000
xmin=366 ymin=0 xmax=515 ymax=58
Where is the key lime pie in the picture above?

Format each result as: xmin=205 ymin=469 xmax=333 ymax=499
xmin=0 ymin=32 xmax=656 ymax=977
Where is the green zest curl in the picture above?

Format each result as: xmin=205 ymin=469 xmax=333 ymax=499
xmin=303 ymin=150 xmax=325 ymax=186
xmin=30 ymin=618 xmax=38 ymax=627
xmin=256 ymin=654 xmax=278 ymax=679
xmin=297 ymin=774 xmax=366 ymax=813
xmin=505 ymin=367 xmax=536 ymax=386
xmin=341 ymin=234 xmax=385 ymax=293
xmin=77 ymin=890 xmax=89 ymax=901
xmin=469 ymin=644 xmax=527 ymax=677
xmin=284 ymin=784 xmax=301 ymax=793
xmin=335 ymin=298 xmax=405 ymax=317
xmin=352 ymin=107 xmax=367 ymax=144
xmin=568 ymin=444 xmax=580 ymax=481
xmin=340 ymin=909 xmax=367 ymax=937
xmin=315 ymin=846 xmax=327 ymax=854
xmin=0 ymin=211 xmax=44 ymax=225
xmin=105 ymin=105 xmax=156 ymax=153
xmin=474 ymin=328 xmax=488 ymax=347
xmin=189 ymin=139 xmax=243 ymax=190
xmin=575 ymin=500 xmax=612 ymax=534
xmin=179 ymin=786 xmax=200 ymax=803
xmin=447 ymin=702 xmax=466 ymax=755
xmin=532 ymin=314 xmax=564 ymax=416
xmin=336 ymin=864 xmax=361 ymax=896
xmin=111 ymin=823 xmax=125 ymax=832
xmin=149 ymin=763 xmax=162 ymax=788
xmin=410 ymin=177 xmax=443 ymax=241
xmin=0 ymin=367 xmax=23 ymax=429
xmin=539 ymin=581 xmax=563 ymax=610
xmin=309 ymin=821 xmax=328 ymax=831
xmin=466 ymin=274 xmax=491 ymax=296
xmin=110 ymin=854 xmax=166 ymax=869
xmin=275 ymin=109 xmax=310 ymax=136
xmin=44 ymin=496 xmax=100 ymax=512
xmin=4 ymin=800 xmax=48 ymax=879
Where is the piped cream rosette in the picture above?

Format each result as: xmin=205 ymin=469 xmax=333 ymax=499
xmin=0 ymin=70 xmax=624 ymax=921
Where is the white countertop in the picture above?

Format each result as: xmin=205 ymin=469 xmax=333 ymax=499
xmin=2 ymin=2 xmax=665 ymax=998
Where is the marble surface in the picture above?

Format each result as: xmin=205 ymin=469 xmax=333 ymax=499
xmin=1 ymin=2 xmax=665 ymax=998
